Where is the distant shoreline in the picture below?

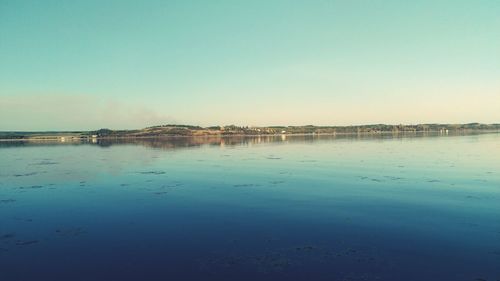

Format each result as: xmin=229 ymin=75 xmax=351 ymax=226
xmin=1 ymin=123 xmax=499 ymax=141
xmin=1 ymin=128 xmax=499 ymax=142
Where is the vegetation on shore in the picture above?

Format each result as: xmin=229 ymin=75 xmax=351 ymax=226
xmin=1 ymin=123 xmax=499 ymax=140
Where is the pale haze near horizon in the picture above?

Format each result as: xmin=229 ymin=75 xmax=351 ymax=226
xmin=0 ymin=0 xmax=499 ymax=131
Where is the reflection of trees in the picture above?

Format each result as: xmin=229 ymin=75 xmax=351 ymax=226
xmin=96 ymin=136 xmax=281 ymax=149
xmin=95 ymin=135 xmax=324 ymax=150
xmin=0 ymin=131 xmax=495 ymax=150
xmin=91 ymin=132 xmax=490 ymax=150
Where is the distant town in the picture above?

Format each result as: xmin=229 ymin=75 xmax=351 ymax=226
xmin=1 ymin=123 xmax=499 ymax=141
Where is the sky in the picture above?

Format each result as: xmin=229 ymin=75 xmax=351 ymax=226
xmin=1 ymin=0 xmax=499 ymax=131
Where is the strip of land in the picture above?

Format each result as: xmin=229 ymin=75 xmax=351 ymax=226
xmin=1 ymin=123 xmax=499 ymax=141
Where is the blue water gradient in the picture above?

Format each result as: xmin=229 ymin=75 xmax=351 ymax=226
xmin=1 ymin=133 xmax=499 ymax=281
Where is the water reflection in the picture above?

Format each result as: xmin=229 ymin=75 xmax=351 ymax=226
xmin=1 ymin=131 xmax=496 ymax=150
xmin=1 ymin=132 xmax=499 ymax=281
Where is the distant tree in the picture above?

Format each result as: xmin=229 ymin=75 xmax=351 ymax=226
xmin=95 ymin=129 xmax=113 ymax=137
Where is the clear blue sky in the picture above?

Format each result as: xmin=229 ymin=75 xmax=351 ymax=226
xmin=1 ymin=0 xmax=499 ymax=130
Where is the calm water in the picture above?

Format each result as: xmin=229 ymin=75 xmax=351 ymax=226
xmin=1 ymin=133 xmax=499 ymax=281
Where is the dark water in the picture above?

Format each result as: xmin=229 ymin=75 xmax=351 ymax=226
xmin=1 ymin=133 xmax=499 ymax=281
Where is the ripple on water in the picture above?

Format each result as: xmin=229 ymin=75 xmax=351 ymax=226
xmin=30 ymin=161 xmax=59 ymax=166
xmin=13 ymin=172 xmax=38 ymax=177
xmin=15 ymin=240 xmax=39 ymax=246
xmin=55 ymin=227 xmax=86 ymax=237
xmin=233 ymin=184 xmax=262 ymax=188
xmin=19 ymin=185 xmax=44 ymax=190
xmin=269 ymin=181 xmax=285 ymax=185
xmin=137 ymin=171 xmax=166 ymax=175
xmin=199 ymin=243 xmax=381 ymax=277
xmin=266 ymin=156 xmax=282 ymax=160
xmin=153 ymin=191 xmax=168 ymax=195
xmin=1 ymin=233 xmax=15 ymax=240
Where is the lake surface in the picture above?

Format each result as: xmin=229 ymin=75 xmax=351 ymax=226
xmin=1 ymin=133 xmax=499 ymax=281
